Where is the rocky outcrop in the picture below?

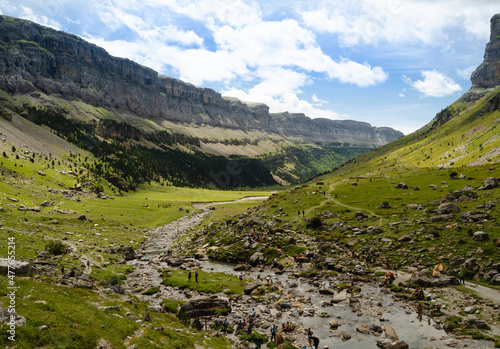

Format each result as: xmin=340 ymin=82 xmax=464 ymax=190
xmin=179 ymin=295 xmax=230 ymax=318
xmin=471 ymin=14 xmax=500 ymax=89
xmin=0 ymin=15 xmax=403 ymax=147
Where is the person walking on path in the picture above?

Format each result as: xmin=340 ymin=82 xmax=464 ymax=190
xmin=195 ymin=271 xmax=199 ymax=282
xmin=239 ymin=272 xmax=243 ymax=285
xmin=188 ymin=271 xmax=192 ymax=282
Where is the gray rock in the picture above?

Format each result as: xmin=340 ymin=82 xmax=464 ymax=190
xmin=384 ymin=325 xmax=398 ymax=341
xmin=464 ymin=306 xmax=476 ymax=314
xmin=386 ymin=340 xmax=409 ymax=349
xmin=437 ymin=203 xmax=460 ymax=214
xmin=463 ymin=317 xmax=489 ymax=329
xmin=179 ymin=295 xmax=230 ymax=318
xmin=472 ymin=231 xmax=489 ymax=241
xmin=478 ymin=177 xmax=499 ymax=190
xmin=394 ymin=183 xmax=408 ymax=189
xmin=329 ymin=320 xmax=339 ymax=329
xmin=0 ymin=258 xmax=32 ymax=276
xmin=244 ymin=280 xmax=265 ymax=295
xmin=249 ymin=252 xmax=266 ymax=266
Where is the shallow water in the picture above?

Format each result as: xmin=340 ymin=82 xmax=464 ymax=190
xmin=198 ymin=260 xmax=456 ymax=349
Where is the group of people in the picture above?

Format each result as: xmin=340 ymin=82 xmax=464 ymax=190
xmin=187 ymin=270 xmax=199 ymax=282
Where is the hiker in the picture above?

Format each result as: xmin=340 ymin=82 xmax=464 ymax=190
xmin=188 ymin=271 xmax=191 ymax=282
xmin=458 ymin=270 xmax=465 ymax=284
xmin=61 ymin=266 xmax=65 ymax=275
xmin=306 ymin=327 xmax=313 ymax=346
xmin=195 ymin=271 xmax=199 ymax=282
xmin=239 ymin=272 xmax=243 ymax=285
xmin=252 ymin=308 xmax=256 ymax=318
xmin=270 ymin=324 xmax=276 ymax=342
xmin=222 ymin=318 xmax=228 ymax=333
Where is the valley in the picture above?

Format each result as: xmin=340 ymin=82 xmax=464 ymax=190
xmin=0 ymin=11 xmax=500 ymax=349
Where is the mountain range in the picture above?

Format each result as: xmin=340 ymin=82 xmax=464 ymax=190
xmin=0 ymin=14 xmax=402 ymax=189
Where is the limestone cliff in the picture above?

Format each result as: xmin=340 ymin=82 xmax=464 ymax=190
xmin=0 ymin=15 xmax=402 ymax=147
xmin=471 ymin=14 xmax=500 ymax=89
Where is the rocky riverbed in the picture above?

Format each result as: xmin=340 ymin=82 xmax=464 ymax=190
xmin=124 ymin=202 xmax=499 ymax=349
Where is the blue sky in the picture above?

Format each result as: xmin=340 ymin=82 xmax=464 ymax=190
xmin=1 ymin=0 xmax=498 ymax=134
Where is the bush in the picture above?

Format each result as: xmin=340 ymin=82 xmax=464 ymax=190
xmin=192 ymin=317 xmax=203 ymax=331
xmin=45 ymin=240 xmax=66 ymax=255
xmin=106 ymin=274 xmax=125 ymax=286
xmin=306 ymin=216 xmax=322 ymax=229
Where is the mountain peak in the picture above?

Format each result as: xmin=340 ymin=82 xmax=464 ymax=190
xmin=471 ymin=13 xmax=500 ymax=89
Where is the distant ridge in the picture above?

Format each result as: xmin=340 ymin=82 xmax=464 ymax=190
xmin=0 ymin=15 xmax=403 ymax=147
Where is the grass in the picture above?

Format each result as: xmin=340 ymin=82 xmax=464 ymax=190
xmin=161 ymin=269 xmax=248 ymax=295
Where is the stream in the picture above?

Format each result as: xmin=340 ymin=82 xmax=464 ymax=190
xmin=125 ymin=200 xmax=490 ymax=349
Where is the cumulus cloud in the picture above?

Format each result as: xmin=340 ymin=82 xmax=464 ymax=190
xmin=457 ymin=65 xmax=477 ymax=80
xmin=301 ymin=0 xmax=495 ymax=47
xmin=405 ymin=70 xmax=462 ymax=97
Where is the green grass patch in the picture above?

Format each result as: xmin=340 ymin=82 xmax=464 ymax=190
xmin=161 ymin=269 xmax=247 ymax=294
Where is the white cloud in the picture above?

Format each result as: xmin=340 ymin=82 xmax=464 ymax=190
xmin=457 ymin=65 xmax=476 ymax=80
xmin=312 ymin=94 xmax=329 ymax=105
xmin=300 ymin=0 xmax=495 ymax=47
xmin=406 ymin=70 xmax=462 ymax=98
xmin=19 ymin=5 xmax=61 ymax=29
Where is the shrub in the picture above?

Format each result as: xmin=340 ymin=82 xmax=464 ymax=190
xmin=306 ymin=216 xmax=322 ymax=229
xmin=106 ymin=274 xmax=125 ymax=286
xmin=45 ymin=240 xmax=66 ymax=255
xmin=192 ymin=317 xmax=203 ymax=331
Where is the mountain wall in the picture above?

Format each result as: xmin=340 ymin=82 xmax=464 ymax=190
xmin=471 ymin=13 xmax=500 ymax=89
xmin=0 ymin=15 xmax=402 ymax=147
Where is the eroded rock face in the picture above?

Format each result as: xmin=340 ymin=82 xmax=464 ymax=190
xmin=0 ymin=15 xmax=403 ymax=147
xmin=179 ymin=295 xmax=230 ymax=318
xmin=471 ymin=14 xmax=500 ymax=89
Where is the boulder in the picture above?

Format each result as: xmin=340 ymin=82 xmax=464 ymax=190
xmin=386 ymin=340 xmax=409 ymax=349
xmin=464 ymin=258 xmax=480 ymax=272
xmin=494 ymin=238 xmax=500 ymax=247
xmin=0 ymin=309 xmax=26 ymax=327
xmin=394 ymin=183 xmax=408 ymax=189
xmin=367 ymin=226 xmax=382 ymax=234
xmin=249 ymin=252 xmax=265 ymax=266
xmin=437 ymin=203 xmax=460 ymax=214
xmin=478 ymin=177 xmax=499 ymax=190
xmin=244 ymin=280 xmax=264 ymax=295
xmin=331 ymin=289 xmax=351 ymax=303
xmin=179 ymin=295 xmax=230 ymax=318
xmin=118 ymin=245 xmax=136 ymax=261
xmin=384 ymin=325 xmax=398 ymax=341
xmin=234 ymin=264 xmax=250 ymax=271
xmin=472 ymin=231 xmax=489 ymax=241
xmin=71 ymin=275 xmax=94 ymax=288
xmin=329 ymin=320 xmax=339 ymax=329
xmin=430 ymin=214 xmax=453 ymax=222
xmin=409 ymin=272 xmax=459 ymax=287
xmin=319 ymin=288 xmax=334 ymax=295
xmin=463 ymin=317 xmax=489 ymax=329
xmin=432 ymin=264 xmax=445 ymax=277
xmin=398 ymin=235 xmax=412 ymax=242
xmin=0 ymin=258 xmax=32 ymax=276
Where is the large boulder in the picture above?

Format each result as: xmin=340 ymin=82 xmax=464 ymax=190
xmin=409 ymin=272 xmax=459 ymax=287
xmin=478 ymin=177 xmax=499 ymax=190
xmin=0 ymin=259 xmax=32 ymax=276
xmin=179 ymin=295 xmax=230 ymax=318
xmin=472 ymin=231 xmax=489 ymax=241
xmin=331 ymin=289 xmax=351 ymax=303
xmin=384 ymin=325 xmax=398 ymax=341
xmin=249 ymin=252 xmax=266 ymax=266
xmin=244 ymin=280 xmax=265 ymax=295
xmin=437 ymin=203 xmax=460 ymax=214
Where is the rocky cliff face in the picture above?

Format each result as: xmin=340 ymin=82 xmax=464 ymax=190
xmin=272 ymin=112 xmax=403 ymax=146
xmin=0 ymin=15 xmax=402 ymax=147
xmin=471 ymin=14 xmax=500 ymax=89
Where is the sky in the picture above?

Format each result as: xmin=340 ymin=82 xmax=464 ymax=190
xmin=0 ymin=1 xmax=498 ymax=135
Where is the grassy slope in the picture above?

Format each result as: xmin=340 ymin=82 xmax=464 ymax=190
xmin=0 ymin=146 xmax=272 ymax=348
xmin=181 ymin=88 xmax=500 ymax=278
